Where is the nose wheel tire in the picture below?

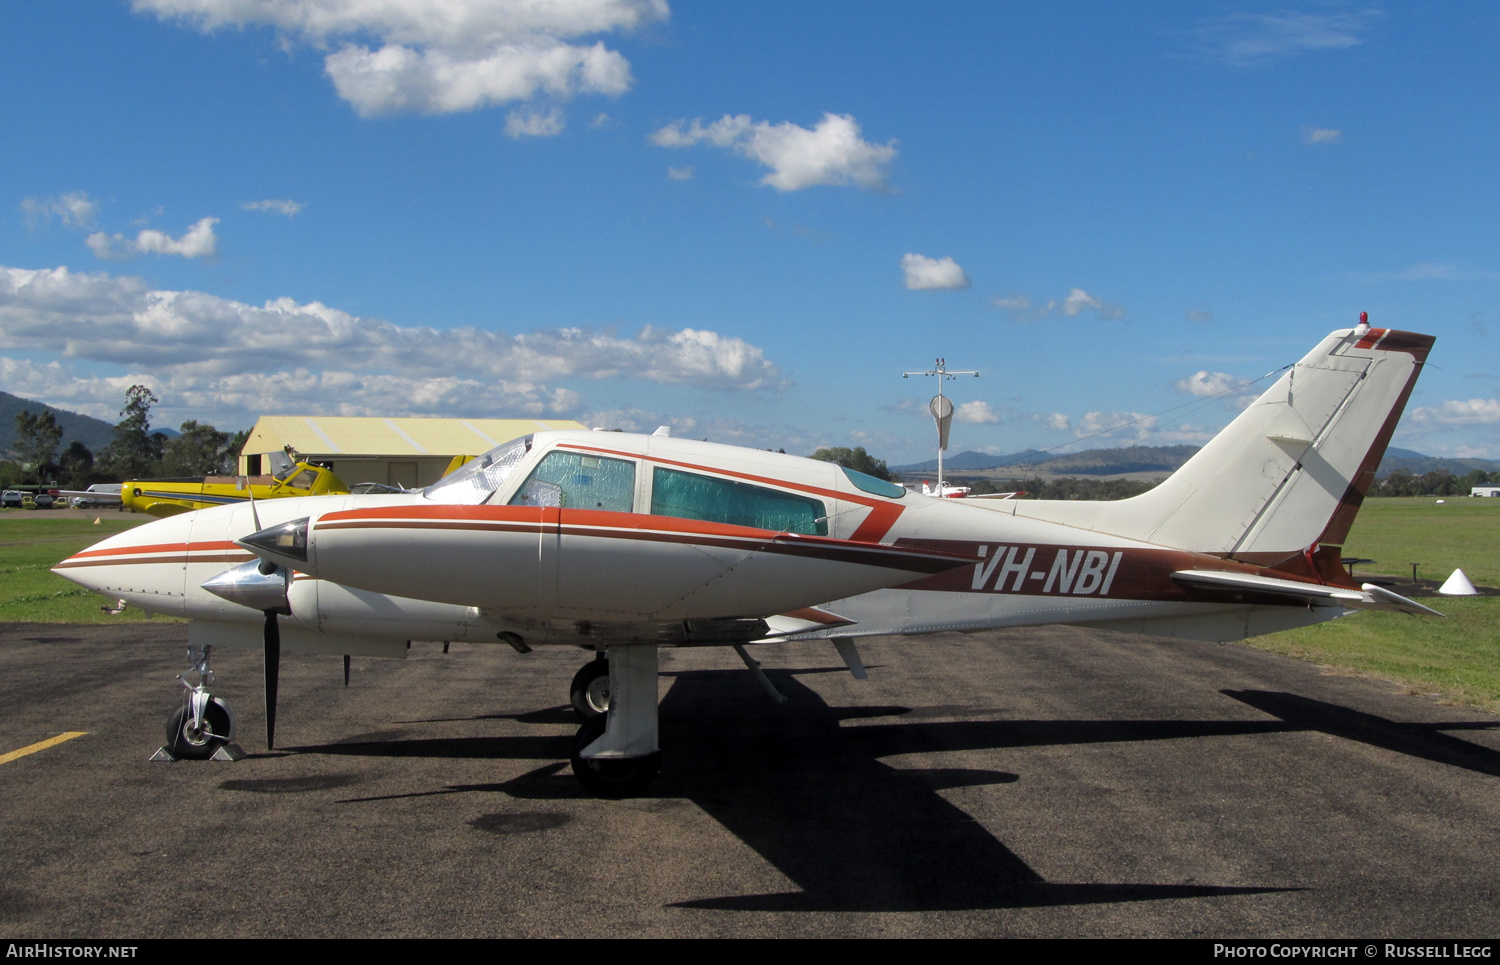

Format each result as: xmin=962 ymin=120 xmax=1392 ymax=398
xmin=569 ymin=658 xmax=610 ymax=720
xmin=570 ymin=716 xmax=660 ymax=798
xmin=165 ymin=701 xmax=232 ymax=760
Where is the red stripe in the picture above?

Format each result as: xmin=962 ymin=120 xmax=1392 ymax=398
xmin=62 ymin=539 xmax=242 ymax=560
xmin=315 ymin=507 xmax=971 ymax=574
xmin=56 ymin=551 xmax=253 ymax=569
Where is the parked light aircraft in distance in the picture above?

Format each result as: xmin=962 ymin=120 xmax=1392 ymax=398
xmin=55 ymin=318 xmax=1440 ymax=796
xmin=909 ymin=480 xmax=1025 ymax=499
xmin=55 ymin=483 xmax=124 ymax=509
xmin=120 ymin=450 xmax=351 ymax=518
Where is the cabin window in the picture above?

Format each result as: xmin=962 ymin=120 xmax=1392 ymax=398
xmin=283 ymin=468 xmax=318 ymax=490
xmin=510 ymin=451 xmax=636 ymax=512
xmin=650 ymin=467 xmax=827 ymax=536
xmin=840 ymin=467 xmax=906 ymax=498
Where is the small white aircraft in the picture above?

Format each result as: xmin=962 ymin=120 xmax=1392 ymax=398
xmin=55 ymin=319 xmax=1440 ymax=796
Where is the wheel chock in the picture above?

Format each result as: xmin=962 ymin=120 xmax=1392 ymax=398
xmin=149 ymin=743 xmax=246 ymax=762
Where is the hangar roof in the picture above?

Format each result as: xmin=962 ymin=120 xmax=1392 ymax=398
xmin=243 ymin=416 xmax=588 ymax=458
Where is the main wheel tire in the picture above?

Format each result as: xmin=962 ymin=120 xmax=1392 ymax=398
xmin=570 ymin=716 xmax=661 ymax=798
xmin=165 ymin=701 xmax=232 ymax=760
xmin=569 ymin=658 xmax=610 ymax=720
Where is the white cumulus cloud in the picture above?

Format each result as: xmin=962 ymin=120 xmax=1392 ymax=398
xmin=1411 ymin=399 xmax=1500 ymax=426
xmin=651 ymin=112 xmax=896 ymax=191
xmin=86 ymin=217 xmax=219 ymax=261
xmin=902 ymin=253 xmax=970 ymax=291
xmin=1076 ymin=410 xmax=1157 ymax=441
xmin=992 ymin=287 xmax=1124 ymax=321
xmin=506 ymin=107 xmax=565 ymax=138
xmin=21 ymin=192 xmax=100 ymax=229
xmin=0 ymin=264 xmax=783 ymax=393
xmin=1036 ymin=412 xmax=1070 ymax=432
xmin=667 ymin=165 xmax=694 ymax=180
xmin=242 ymin=199 xmax=305 ymax=216
xmin=953 ymin=400 xmax=998 ymax=424
xmin=135 ymin=0 xmax=668 ymax=116
xmin=1304 ymin=127 xmax=1341 ymax=144
xmin=1173 ymin=370 xmax=1241 ymax=397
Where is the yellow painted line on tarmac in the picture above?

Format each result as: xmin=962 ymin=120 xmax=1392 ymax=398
xmin=0 ymin=732 xmax=88 ymax=765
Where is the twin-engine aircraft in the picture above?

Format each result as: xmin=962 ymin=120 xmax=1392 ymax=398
xmin=55 ymin=320 xmax=1439 ymax=795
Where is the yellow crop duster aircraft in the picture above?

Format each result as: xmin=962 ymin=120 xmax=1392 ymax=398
xmin=122 ymin=450 xmax=351 ymax=518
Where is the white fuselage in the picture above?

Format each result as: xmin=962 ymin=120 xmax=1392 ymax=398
xmin=56 ymin=430 xmax=1352 ymax=656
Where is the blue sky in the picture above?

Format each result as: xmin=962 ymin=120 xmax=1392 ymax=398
xmin=2 ymin=2 xmax=1497 ymax=463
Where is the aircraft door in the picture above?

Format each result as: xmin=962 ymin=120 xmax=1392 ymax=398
xmin=510 ymin=451 xmax=636 ymax=615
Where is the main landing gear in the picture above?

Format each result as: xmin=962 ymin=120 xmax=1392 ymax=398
xmin=568 ymin=645 xmax=660 ymax=798
xmin=569 ymin=654 xmax=610 ymax=720
xmin=158 ymin=645 xmax=240 ymax=761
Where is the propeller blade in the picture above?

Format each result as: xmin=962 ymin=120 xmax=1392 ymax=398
xmin=343 ymin=654 xmax=350 ymax=687
xmin=263 ymin=610 xmax=281 ymax=750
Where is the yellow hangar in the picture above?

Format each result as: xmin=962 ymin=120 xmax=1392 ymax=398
xmin=237 ymin=416 xmax=588 ymax=490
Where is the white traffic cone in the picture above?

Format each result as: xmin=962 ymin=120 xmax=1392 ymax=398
xmin=1438 ymin=569 xmax=1478 ymax=596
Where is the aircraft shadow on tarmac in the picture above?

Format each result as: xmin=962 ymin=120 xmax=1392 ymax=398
xmin=295 ymin=667 xmax=1312 ymax=912
xmin=290 ymin=672 xmax=1500 ymax=912
xmin=1222 ymin=690 xmax=1500 ymax=777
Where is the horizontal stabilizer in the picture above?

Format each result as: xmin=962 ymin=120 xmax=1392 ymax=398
xmin=1358 ymin=581 xmax=1445 ymax=616
xmin=761 ymin=607 xmax=857 ymax=638
xmin=1172 ymin=570 xmax=1442 ymax=617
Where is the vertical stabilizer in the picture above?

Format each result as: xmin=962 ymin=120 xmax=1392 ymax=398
xmin=1010 ymin=326 xmax=1434 ymax=565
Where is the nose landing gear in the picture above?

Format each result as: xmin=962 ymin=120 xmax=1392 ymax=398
xmin=154 ymin=645 xmax=242 ymax=761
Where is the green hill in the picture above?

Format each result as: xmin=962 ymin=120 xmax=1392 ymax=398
xmin=0 ymin=392 xmax=116 ymax=458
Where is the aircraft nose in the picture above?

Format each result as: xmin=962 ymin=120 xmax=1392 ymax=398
xmin=50 ymin=511 xmax=196 ymax=610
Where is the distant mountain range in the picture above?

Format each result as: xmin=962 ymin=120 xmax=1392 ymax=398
xmin=1376 ymin=447 xmax=1500 ymax=477
xmin=1 ymin=391 xmax=182 ymax=460
xmin=0 ymin=392 xmax=118 ymax=458
xmin=894 ymin=445 xmax=1500 ymax=479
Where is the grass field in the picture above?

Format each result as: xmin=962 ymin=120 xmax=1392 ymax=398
xmin=0 ymin=512 xmax=167 ymax=624
xmin=3 ymin=497 xmax=1497 ymax=710
xmin=1252 ymin=497 xmax=1499 ymax=712
xmin=1329 ymin=495 xmax=1500 ymax=588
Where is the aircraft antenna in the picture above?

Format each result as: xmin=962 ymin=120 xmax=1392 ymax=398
xmin=902 ymin=357 xmax=978 ymax=493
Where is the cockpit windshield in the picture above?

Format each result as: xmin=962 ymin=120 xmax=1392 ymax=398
xmin=422 ymin=435 xmax=533 ymax=505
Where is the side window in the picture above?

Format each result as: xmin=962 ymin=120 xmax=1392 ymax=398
xmin=651 ymin=467 xmax=827 ymax=535
xmin=509 ymin=451 xmax=636 ymax=512
xmin=283 ymin=468 xmax=317 ymax=490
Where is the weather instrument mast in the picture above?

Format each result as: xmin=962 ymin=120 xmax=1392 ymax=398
xmin=903 ymin=357 xmax=978 ymax=493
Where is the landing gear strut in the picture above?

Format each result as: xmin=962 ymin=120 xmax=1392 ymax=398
xmin=568 ymin=645 xmax=660 ymax=798
xmin=161 ymin=645 xmax=238 ymax=760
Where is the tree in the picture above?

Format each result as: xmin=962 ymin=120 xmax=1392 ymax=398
xmin=809 ymin=446 xmax=893 ymax=481
xmin=160 ymin=420 xmax=231 ymax=477
xmin=57 ymin=441 xmax=95 ymax=489
xmin=14 ymin=409 xmax=62 ymax=484
xmin=225 ymin=428 xmax=251 ymax=474
xmin=99 ymin=385 xmax=165 ymax=481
